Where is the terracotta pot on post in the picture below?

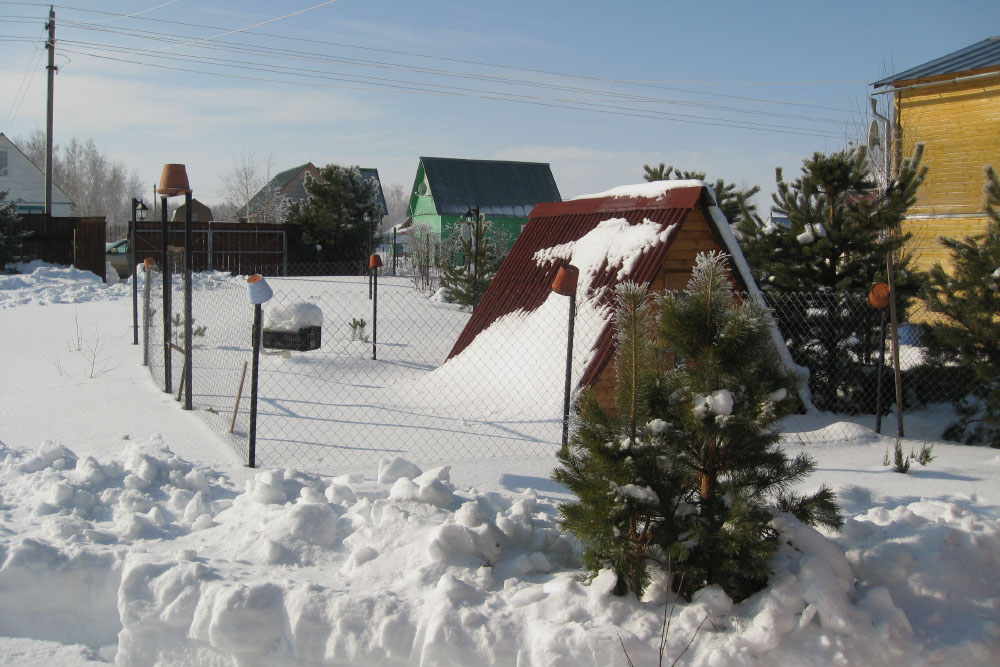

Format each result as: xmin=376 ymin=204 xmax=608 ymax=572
xmin=552 ymin=264 xmax=579 ymax=454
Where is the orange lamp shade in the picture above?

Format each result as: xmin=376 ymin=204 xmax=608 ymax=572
xmin=369 ymin=254 xmax=383 ymax=269
xmin=156 ymin=164 xmax=191 ymax=196
xmin=551 ymin=264 xmax=579 ymax=296
xmin=869 ymin=282 xmax=890 ymax=309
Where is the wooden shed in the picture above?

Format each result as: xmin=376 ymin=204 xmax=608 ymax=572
xmin=446 ymin=180 xmax=767 ymax=412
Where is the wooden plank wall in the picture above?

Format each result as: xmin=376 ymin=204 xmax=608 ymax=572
xmin=897 ymin=74 xmax=999 ymax=271
xmin=587 ymin=208 xmax=729 ymax=414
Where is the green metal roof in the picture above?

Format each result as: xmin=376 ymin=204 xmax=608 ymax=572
xmin=420 ymin=157 xmax=561 ymax=217
xmin=874 ymin=37 xmax=1000 ymax=86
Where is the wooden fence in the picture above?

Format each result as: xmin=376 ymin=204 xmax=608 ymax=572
xmin=13 ymin=215 xmax=107 ymax=280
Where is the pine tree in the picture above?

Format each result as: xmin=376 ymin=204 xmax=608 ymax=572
xmin=553 ymin=283 xmax=685 ymax=596
xmin=0 ymin=190 xmax=27 ymax=273
xmin=922 ymin=166 xmax=1000 ymax=447
xmin=554 ymin=256 xmax=842 ymax=601
xmin=642 ymin=163 xmax=760 ymax=226
xmin=287 ymin=165 xmax=383 ymax=265
xmin=649 ymin=252 xmax=841 ymax=600
xmin=736 ymin=145 xmax=927 ymax=413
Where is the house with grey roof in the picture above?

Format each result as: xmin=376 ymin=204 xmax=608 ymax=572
xmin=247 ymin=163 xmax=387 ymax=224
xmin=405 ymin=157 xmax=561 ymax=254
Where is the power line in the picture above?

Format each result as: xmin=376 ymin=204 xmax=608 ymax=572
xmin=2 ymin=30 xmax=45 ymax=131
xmin=24 ymin=2 xmax=860 ymax=114
xmin=60 ymin=48 xmax=846 ymax=139
xmin=1 ymin=3 xmax=857 ymax=139
xmin=52 ymin=29 xmax=852 ymax=127
xmin=157 ymin=0 xmax=339 ymax=52
xmin=74 ymin=0 xmax=180 ymax=25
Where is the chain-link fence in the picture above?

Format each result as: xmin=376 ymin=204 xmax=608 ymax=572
xmin=142 ymin=267 xmax=605 ymax=471
xmin=139 ymin=271 xmax=975 ymax=469
xmin=767 ymin=291 xmax=973 ymax=445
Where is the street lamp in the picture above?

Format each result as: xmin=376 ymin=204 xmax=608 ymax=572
xmin=463 ymin=206 xmax=481 ymax=310
xmin=551 ymin=263 xmax=579 ymax=455
xmin=130 ymin=198 xmax=148 ymax=346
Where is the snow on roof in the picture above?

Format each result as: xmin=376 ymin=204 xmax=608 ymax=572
xmin=446 ymin=181 xmax=814 ymax=412
xmin=571 ymin=179 xmax=705 ymax=201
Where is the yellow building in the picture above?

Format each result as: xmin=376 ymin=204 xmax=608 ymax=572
xmin=873 ymin=37 xmax=1000 ymax=272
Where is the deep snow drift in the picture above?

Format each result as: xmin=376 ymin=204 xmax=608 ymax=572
xmin=0 ymin=263 xmax=998 ymax=666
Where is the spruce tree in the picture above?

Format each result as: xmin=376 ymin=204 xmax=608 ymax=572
xmin=0 ymin=190 xmax=26 ymax=273
xmin=287 ymin=165 xmax=383 ymax=265
xmin=439 ymin=217 xmax=502 ymax=308
xmin=922 ymin=166 xmax=1000 ymax=447
xmin=554 ymin=255 xmax=841 ymax=601
xmin=736 ymin=145 xmax=927 ymax=413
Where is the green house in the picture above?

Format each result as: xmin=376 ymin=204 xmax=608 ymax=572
xmin=406 ymin=157 xmax=561 ymax=255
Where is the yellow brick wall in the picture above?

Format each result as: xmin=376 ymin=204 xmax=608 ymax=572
xmin=895 ymin=73 xmax=998 ymax=270
xmin=902 ymin=215 xmax=993 ymax=273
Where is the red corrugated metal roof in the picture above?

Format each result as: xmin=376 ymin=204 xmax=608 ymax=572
xmin=447 ymin=184 xmax=724 ymax=391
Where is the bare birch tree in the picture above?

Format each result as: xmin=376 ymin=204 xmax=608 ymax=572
xmin=15 ymin=129 xmax=144 ymax=239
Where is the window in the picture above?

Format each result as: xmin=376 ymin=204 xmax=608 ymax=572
xmin=0 ymin=151 xmax=7 ymax=178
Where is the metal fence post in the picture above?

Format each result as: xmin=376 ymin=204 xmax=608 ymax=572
xmin=142 ymin=261 xmax=151 ymax=366
xmin=184 ymin=192 xmax=193 ymax=410
xmin=130 ymin=214 xmax=138 ymax=345
xmin=249 ymin=302 xmax=261 ymax=468
xmin=551 ymin=264 xmax=579 ymax=455
xmin=246 ymin=274 xmax=273 ymax=468
xmin=370 ymin=254 xmax=383 ymax=360
xmin=161 ymin=196 xmax=172 ymax=394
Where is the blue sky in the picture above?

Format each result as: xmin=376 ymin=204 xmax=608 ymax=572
xmin=0 ymin=0 xmax=997 ymax=213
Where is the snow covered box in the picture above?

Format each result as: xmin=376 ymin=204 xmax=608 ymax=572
xmin=262 ymin=302 xmax=323 ymax=351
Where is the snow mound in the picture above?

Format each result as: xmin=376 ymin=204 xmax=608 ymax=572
xmin=2 ymin=438 xmax=999 ymax=665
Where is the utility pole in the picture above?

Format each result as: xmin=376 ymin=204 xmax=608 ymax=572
xmin=44 ymin=6 xmax=56 ymax=217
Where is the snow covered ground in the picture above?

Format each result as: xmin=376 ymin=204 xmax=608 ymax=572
xmin=1 ymin=263 xmax=999 ymax=666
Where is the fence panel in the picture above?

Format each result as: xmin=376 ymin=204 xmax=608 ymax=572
xmin=140 ymin=279 xmax=976 ymax=469
xmin=142 ymin=272 xmax=602 ymax=471
xmin=767 ymin=292 xmax=974 ymax=444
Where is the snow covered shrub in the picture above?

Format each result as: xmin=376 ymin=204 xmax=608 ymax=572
xmin=554 ymin=253 xmax=842 ymax=602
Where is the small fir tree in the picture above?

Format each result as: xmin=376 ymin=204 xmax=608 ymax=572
xmin=0 ymin=190 xmax=27 ymax=273
xmin=439 ymin=216 xmax=506 ymax=308
xmin=922 ymin=166 xmax=1000 ymax=447
xmin=554 ymin=255 xmax=842 ymax=601
xmin=736 ymin=145 xmax=927 ymax=413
